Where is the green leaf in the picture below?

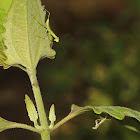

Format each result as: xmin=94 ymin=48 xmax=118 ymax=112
xmin=0 ymin=10 xmax=7 ymax=67
xmin=25 ymin=94 xmax=38 ymax=125
xmin=49 ymin=104 xmax=56 ymax=128
xmin=71 ymin=105 xmax=140 ymax=122
xmin=92 ymin=106 xmax=140 ymax=121
xmin=0 ymin=0 xmax=13 ymax=13
xmin=2 ymin=0 xmax=56 ymax=71
xmin=0 ymin=0 xmax=12 ymax=49
xmin=52 ymin=105 xmax=140 ymax=132
xmin=69 ymin=105 xmax=140 ymax=131
xmin=0 ymin=9 xmax=6 ymax=41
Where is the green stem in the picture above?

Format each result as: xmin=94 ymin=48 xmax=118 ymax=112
xmin=6 ymin=122 xmax=41 ymax=133
xmin=27 ymin=69 xmax=50 ymax=140
xmin=51 ymin=109 xmax=89 ymax=132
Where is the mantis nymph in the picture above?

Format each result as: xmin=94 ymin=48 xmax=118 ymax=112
xmin=92 ymin=116 xmax=109 ymax=130
xmin=33 ymin=9 xmax=65 ymax=52
xmin=44 ymin=10 xmax=66 ymax=52
xmin=45 ymin=9 xmax=59 ymax=43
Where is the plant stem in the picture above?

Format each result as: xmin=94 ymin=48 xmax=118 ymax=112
xmin=7 ymin=122 xmax=41 ymax=133
xmin=51 ymin=109 xmax=89 ymax=132
xmin=27 ymin=69 xmax=50 ymax=140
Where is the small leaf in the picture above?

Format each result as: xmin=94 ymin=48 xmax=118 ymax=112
xmin=49 ymin=104 xmax=56 ymax=128
xmin=25 ymin=94 xmax=38 ymax=125
xmin=49 ymin=104 xmax=56 ymax=122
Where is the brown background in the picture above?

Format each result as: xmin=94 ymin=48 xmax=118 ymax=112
xmin=0 ymin=0 xmax=140 ymax=140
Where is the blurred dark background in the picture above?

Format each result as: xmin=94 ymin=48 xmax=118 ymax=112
xmin=0 ymin=0 xmax=140 ymax=139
